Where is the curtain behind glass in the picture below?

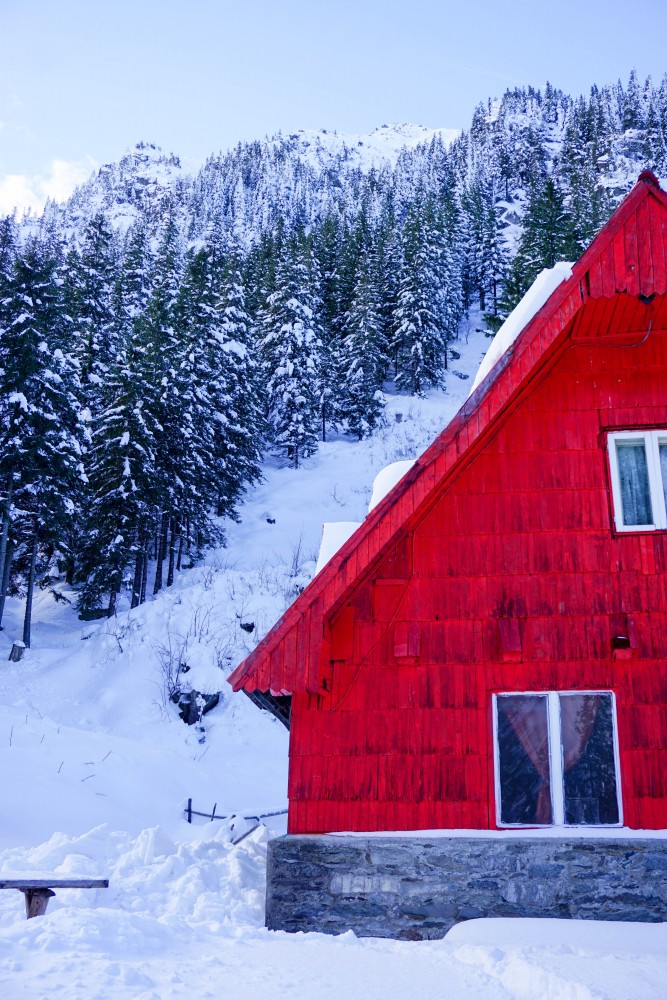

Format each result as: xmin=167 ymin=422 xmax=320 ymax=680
xmin=497 ymin=695 xmax=552 ymax=825
xmin=560 ymin=694 xmax=619 ymax=825
xmin=660 ymin=442 xmax=667 ymax=511
xmin=617 ymin=441 xmax=652 ymax=525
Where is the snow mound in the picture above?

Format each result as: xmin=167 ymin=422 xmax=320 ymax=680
xmin=469 ymin=262 xmax=573 ymax=396
xmin=315 ymin=522 xmax=362 ymax=575
xmin=368 ymin=460 xmax=415 ymax=512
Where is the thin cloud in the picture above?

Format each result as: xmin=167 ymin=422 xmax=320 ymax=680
xmin=0 ymin=157 xmax=97 ymax=217
xmin=445 ymin=59 xmax=525 ymax=88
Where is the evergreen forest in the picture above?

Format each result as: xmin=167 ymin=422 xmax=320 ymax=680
xmin=1 ymin=73 xmax=666 ymax=637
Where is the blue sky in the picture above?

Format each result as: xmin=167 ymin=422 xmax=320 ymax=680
xmin=2 ymin=0 xmax=667 ymax=214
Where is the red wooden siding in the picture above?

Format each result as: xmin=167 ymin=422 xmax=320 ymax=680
xmin=228 ymin=173 xmax=667 ymax=835
xmin=287 ymin=329 xmax=667 ymax=832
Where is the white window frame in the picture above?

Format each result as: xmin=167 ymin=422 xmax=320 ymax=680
xmin=608 ymin=429 xmax=667 ymax=532
xmin=493 ymin=690 xmax=623 ymax=829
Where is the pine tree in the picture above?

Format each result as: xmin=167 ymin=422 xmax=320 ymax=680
xmin=479 ymin=194 xmax=508 ymax=317
xmin=503 ymin=176 xmax=574 ymax=312
xmin=78 ymin=222 xmax=158 ymax=615
xmin=622 ymin=69 xmax=644 ymax=132
xmin=209 ymin=246 xmax=263 ymax=512
xmin=375 ymin=198 xmax=401 ymax=379
xmin=394 ymin=195 xmax=459 ymax=395
xmin=65 ymin=213 xmax=118 ymax=410
xmin=262 ymin=237 xmax=322 ymax=467
xmin=312 ymin=215 xmax=347 ymax=436
xmin=141 ymin=212 xmax=185 ymax=595
xmin=78 ymin=333 xmax=159 ymax=616
xmin=339 ymin=246 xmax=386 ymax=439
xmin=0 ymin=238 xmax=82 ymax=645
xmin=0 ymin=215 xmax=19 ymax=629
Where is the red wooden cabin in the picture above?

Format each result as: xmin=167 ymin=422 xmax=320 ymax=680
xmin=229 ymin=172 xmax=667 ymax=838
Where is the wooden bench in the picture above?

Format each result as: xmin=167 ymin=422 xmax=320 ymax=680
xmin=0 ymin=878 xmax=109 ymax=918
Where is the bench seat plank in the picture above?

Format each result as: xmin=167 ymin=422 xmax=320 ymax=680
xmin=0 ymin=878 xmax=108 ymax=889
xmin=0 ymin=877 xmax=109 ymax=917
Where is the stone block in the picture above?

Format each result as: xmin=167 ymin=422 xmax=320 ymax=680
xmin=265 ymin=835 xmax=667 ymax=939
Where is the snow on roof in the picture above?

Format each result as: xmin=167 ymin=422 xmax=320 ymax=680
xmin=368 ymin=460 xmax=416 ymax=513
xmin=313 ymin=463 xmax=416 ymax=575
xmin=468 ymin=262 xmax=574 ymax=397
xmin=315 ymin=522 xmax=362 ymax=576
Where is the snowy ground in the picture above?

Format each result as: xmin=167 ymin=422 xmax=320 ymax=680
xmin=2 ymin=317 xmax=667 ymax=998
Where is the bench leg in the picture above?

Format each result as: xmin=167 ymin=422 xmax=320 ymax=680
xmin=22 ymin=888 xmax=55 ymax=918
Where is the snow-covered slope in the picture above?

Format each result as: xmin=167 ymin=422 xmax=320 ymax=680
xmin=35 ymin=123 xmax=457 ymax=242
xmin=279 ymin=123 xmax=459 ymax=172
xmin=0 ymin=319 xmax=488 ymax=851
xmin=2 ymin=318 xmax=667 ymax=997
xmin=40 ymin=142 xmax=191 ymax=239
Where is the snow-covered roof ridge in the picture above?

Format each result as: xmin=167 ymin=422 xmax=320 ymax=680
xmin=469 ymin=262 xmax=574 ymax=397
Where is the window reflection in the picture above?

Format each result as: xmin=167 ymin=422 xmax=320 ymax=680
xmin=497 ymin=694 xmax=552 ymax=825
xmin=560 ymin=694 xmax=619 ymax=825
xmin=617 ymin=441 xmax=652 ymax=525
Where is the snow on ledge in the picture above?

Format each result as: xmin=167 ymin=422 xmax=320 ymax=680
xmin=324 ymin=826 xmax=667 ymax=839
xmin=315 ymin=522 xmax=362 ymax=575
xmin=368 ymin=460 xmax=415 ymax=513
xmin=468 ymin=261 xmax=574 ymax=397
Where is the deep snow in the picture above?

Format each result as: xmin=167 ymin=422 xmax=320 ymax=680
xmin=2 ymin=317 xmax=667 ymax=999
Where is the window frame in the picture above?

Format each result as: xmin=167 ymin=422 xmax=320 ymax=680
xmin=492 ymin=690 xmax=623 ymax=829
xmin=607 ymin=429 xmax=667 ymax=532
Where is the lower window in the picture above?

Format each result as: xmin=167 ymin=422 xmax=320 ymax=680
xmin=494 ymin=691 xmax=621 ymax=827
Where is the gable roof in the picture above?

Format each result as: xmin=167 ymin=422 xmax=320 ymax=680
xmin=229 ymin=170 xmax=667 ymax=695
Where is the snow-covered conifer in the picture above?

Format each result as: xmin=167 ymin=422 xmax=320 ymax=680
xmin=262 ymin=237 xmax=322 ymax=467
xmin=0 ymin=238 xmax=82 ymax=644
xmin=339 ymin=246 xmax=386 ymax=439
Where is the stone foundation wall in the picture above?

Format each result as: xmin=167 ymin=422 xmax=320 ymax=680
xmin=265 ymin=834 xmax=667 ymax=940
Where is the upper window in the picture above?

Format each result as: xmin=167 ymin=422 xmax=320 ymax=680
xmin=608 ymin=430 xmax=667 ymax=531
xmin=494 ymin=691 xmax=621 ymax=828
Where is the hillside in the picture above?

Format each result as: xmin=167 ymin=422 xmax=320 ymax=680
xmin=2 ymin=314 xmax=667 ymax=999
xmin=4 ymin=74 xmax=665 ymax=645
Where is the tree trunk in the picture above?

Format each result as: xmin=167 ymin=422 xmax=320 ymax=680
xmin=64 ymin=553 xmax=75 ymax=586
xmin=0 ymin=473 xmax=14 ymax=588
xmin=107 ymin=585 xmax=117 ymax=618
xmin=167 ymin=519 xmax=178 ymax=588
xmin=0 ymin=473 xmax=14 ymax=629
xmin=321 ymin=402 xmax=327 ymax=443
xmin=140 ymin=547 xmax=148 ymax=605
xmin=22 ymin=532 xmax=38 ymax=649
xmin=131 ymin=548 xmax=143 ymax=609
xmin=0 ymin=536 xmax=14 ymax=631
xmin=176 ymin=533 xmax=184 ymax=572
xmin=153 ymin=512 xmax=168 ymax=595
